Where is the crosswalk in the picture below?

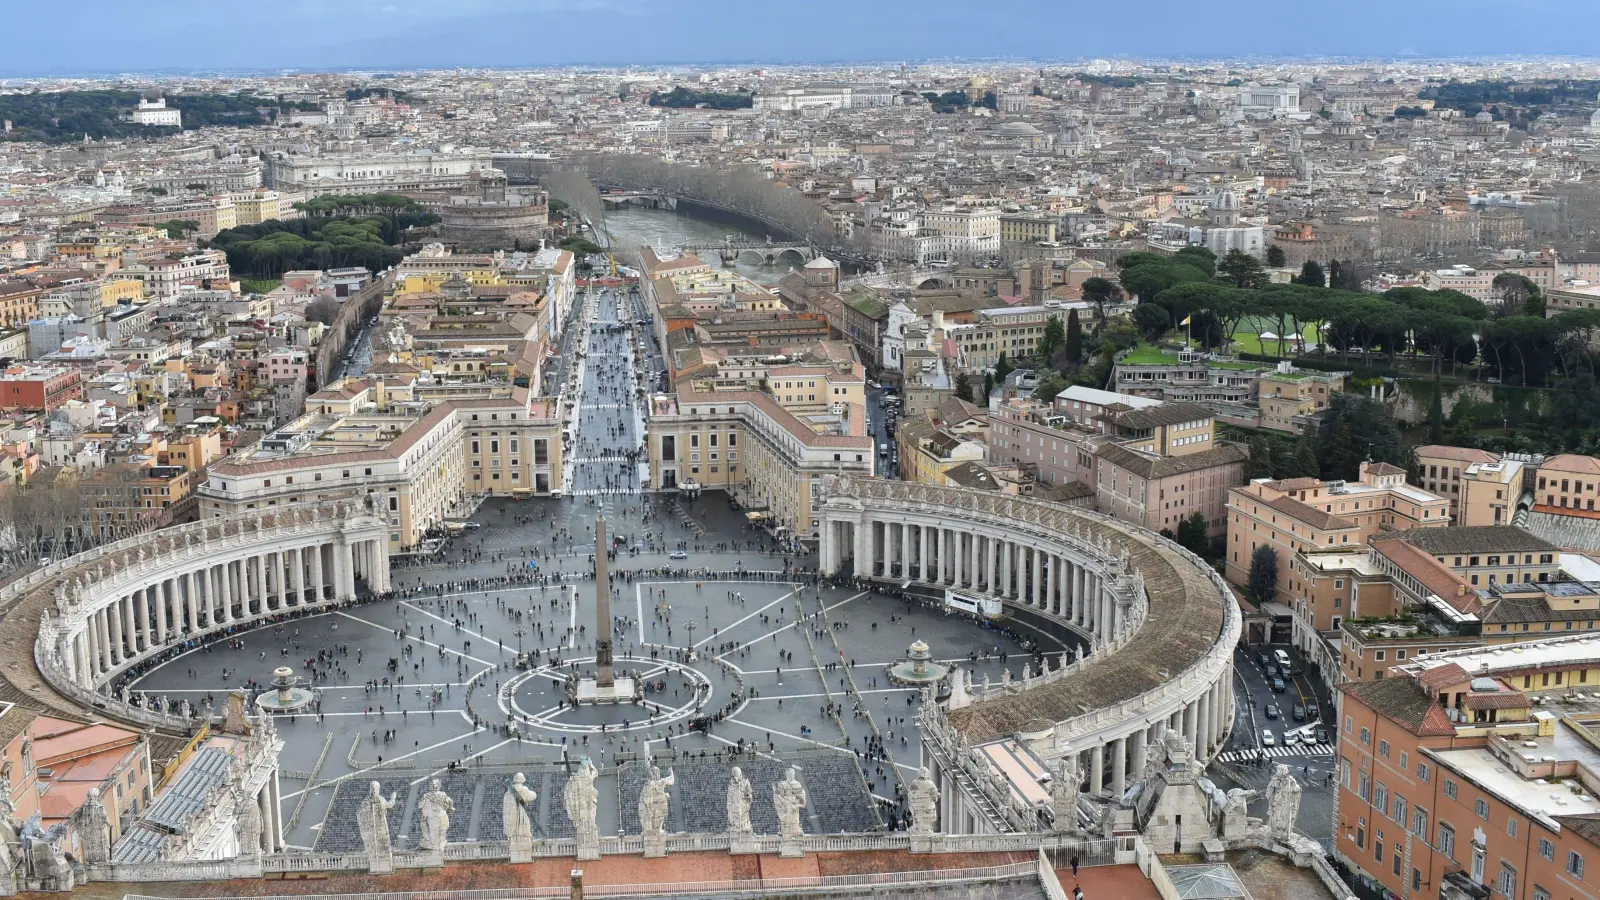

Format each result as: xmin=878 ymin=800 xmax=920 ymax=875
xmin=1216 ymin=744 xmax=1333 ymax=764
xmin=671 ymin=500 xmax=707 ymax=538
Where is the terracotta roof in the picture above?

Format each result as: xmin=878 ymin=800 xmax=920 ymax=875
xmin=1096 ymin=441 xmax=1248 ymax=481
xmin=1542 ymin=454 xmax=1600 ymax=476
xmin=1243 ymin=489 xmax=1354 ymax=533
xmin=1413 ymin=444 xmax=1500 ymax=465
xmin=1554 ymin=814 xmax=1600 ymax=847
xmin=1370 ymin=535 xmax=1478 ymax=612
xmin=1341 ymin=676 xmax=1456 ymax=737
xmin=1366 ymin=462 xmax=1407 ymax=477
xmin=1417 ymin=662 xmax=1469 ymax=692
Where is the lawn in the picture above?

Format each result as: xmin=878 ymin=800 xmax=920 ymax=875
xmin=240 ymin=278 xmax=281 ymax=295
xmin=1121 ymin=343 xmax=1178 ymax=365
xmin=1228 ymin=322 xmax=1319 ymax=357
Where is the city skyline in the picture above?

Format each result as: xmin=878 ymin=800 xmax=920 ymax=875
xmin=8 ymin=0 xmax=1600 ymax=76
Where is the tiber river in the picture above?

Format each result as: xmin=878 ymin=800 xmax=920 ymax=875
xmin=596 ymin=207 xmax=796 ymax=287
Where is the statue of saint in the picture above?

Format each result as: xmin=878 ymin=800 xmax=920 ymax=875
xmin=357 ymin=782 xmax=397 ymax=864
xmin=908 ymin=768 xmax=938 ymax=836
xmin=75 ymin=788 xmax=111 ymax=866
xmin=638 ymin=766 xmax=672 ymax=839
xmin=726 ymin=767 xmax=753 ymax=836
xmin=417 ymin=779 xmax=454 ymax=851
xmin=1264 ymin=765 xmax=1302 ymax=841
xmin=1051 ymin=755 xmax=1081 ymax=834
xmin=503 ymin=773 xmax=537 ymax=847
xmin=563 ymin=758 xmax=600 ymax=849
xmin=773 ymin=768 xmax=808 ymax=840
xmin=234 ymin=788 xmax=263 ymax=858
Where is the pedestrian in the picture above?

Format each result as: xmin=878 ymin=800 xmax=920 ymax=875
xmin=1070 ymin=854 xmax=1079 ymax=876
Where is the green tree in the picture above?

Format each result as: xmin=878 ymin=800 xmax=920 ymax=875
xmin=1037 ymin=314 xmax=1066 ymax=365
xmin=1295 ymin=260 xmax=1326 ymax=287
xmin=1317 ymin=393 xmax=1405 ymax=478
xmin=1174 ymin=246 xmax=1217 ymax=277
xmin=1132 ymin=302 xmax=1171 ymax=340
xmin=994 ymin=352 xmax=1013 ymax=384
xmin=1081 ymin=276 xmax=1121 ymax=320
xmin=1033 ymin=372 xmax=1067 ymax=402
xmin=954 ymin=372 xmax=974 ymax=403
xmin=1247 ymin=543 xmax=1279 ymax=604
xmin=1245 ymin=434 xmax=1274 ymax=480
xmin=983 ymin=372 xmax=995 ymax=399
xmin=1265 ymin=245 xmax=1287 ymax=268
xmin=1176 ymin=511 xmax=1210 ymax=557
xmin=1217 ymin=248 xmax=1269 ymax=288
xmin=1064 ymin=309 xmax=1083 ymax=364
xmin=1291 ymin=433 xmax=1319 ymax=478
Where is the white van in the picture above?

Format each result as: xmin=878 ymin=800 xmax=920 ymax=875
xmin=1273 ymin=649 xmax=1292 ymax=669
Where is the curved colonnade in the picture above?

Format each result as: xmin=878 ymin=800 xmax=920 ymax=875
xmin=9 ymin=503 xmax=391 ymax=732
xmin=819 ymin=477 xmax=1240 ymax=832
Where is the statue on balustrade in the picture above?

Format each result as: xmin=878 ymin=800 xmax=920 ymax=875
xmin=75 ymin=788 xmax=111 ymax=867
xmin=1264 ymin=765 xmax=1302 ymax=842
xmin=18 ymin=815 xmax=70 ymax=890
xmin=417 ymin=778 xmax=454 ymax=851
xmin=773 ymin=768 xmax=808 ymax=841
xmin=563 ymin=757 xmax=600 ymax=859
xmin=725 ymin=767 xmax=753 ymax=838
xmin=356 ymin=782 xmax=397 ymax=869
xmin=234 ymin=786 xmax=263 ymax=859
xmin=1051 ymin=755 xmax=1081 ymax=834
xmin=639 ymin=765 xmax=673 ymax=857
xmin=908 ymin=768 xmax=938 ymax=836
xmin=503 ymin=772 xmax=537 ymax=862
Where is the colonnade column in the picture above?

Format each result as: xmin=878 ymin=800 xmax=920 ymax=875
xmin=1111 ymin=736 xmax=1128 ymax=797
xmin=1090 ymin=744 xmax=1105 ymax=796
xmin=1130 ymin=727 xmax=1149 ymax=785
xmin=291 ymin=547 xmax=305 ymax=606
xmin=919 ymin=525 xmax=930 ymax=582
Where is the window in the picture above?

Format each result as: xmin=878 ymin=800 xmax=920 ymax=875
xmin=1417 ymin=762 xmax=1430 ymax=782
xmin=1444 ymin=779 xmax=1457 ymax=799
xmin=1539 ymin=838 xmax=1555 ymax=860
xmin=1475 ymin=798 xmax=1489 ymax=819
xmin=1400 ymin=751 xmax=1409 ymax=770
xmin=1498 ymin=863 xmax=1516 ymax=897
xmin=1533 ymin=887 xmax=1551 ymax=900
xmin=1412 ymin=807 xmax=1428 ymax=838
xmin=1438 ymin=823 xmax=1455 ymax=859
xmin=1569 ymin=851 xmax=1585 ymax=878
xmin=1361 ymin=727 xmax=1371 ymax=745
xmin=1378 ymin=739 xmax=1390 ymax=758
xmin=1374 ymin=784 xmax=1388 ymax=816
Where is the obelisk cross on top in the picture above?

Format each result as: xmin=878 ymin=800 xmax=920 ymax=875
xmin=594 ymin=516 xmax=613 ymax=688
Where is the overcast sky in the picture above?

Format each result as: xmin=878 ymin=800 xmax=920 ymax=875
xmin=6 ymin=0 xmax=1600 ymax=75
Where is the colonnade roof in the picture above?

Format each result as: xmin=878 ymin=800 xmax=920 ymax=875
xmin=943 ymin=516 xmax=1229 ymax=744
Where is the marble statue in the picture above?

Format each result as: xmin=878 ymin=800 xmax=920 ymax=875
xmin=563 ymin=757 xmax=600 ymax=859
xmin=417 ymin=778 xmax=454 ymax=851
xmin=638 ymin=766 xmax=672 ymax=838
xmin=1264 ymin=765 xmax=1302 ymax=841
xmin=19 ymin=815 xmax=70 ymax=889
xmin=503 ymin=773 xmax=537 ymax=862
xmin=726 ymin=767 xmax=753 ymax=837
xmin=1143 ymin=734 xmax=1168 ymax=781
xmin=773 ymin=768 xmax=808 ymax=841
xmin=639 ymin=765 xmax=673 ymax=857
xmin=908 ymin=767 xmax=938 ymax=836
xmin=1221 ymin=788 xmax=1255 ymax=839
xmin=356 ymin=782 xmax=397 ymax=870
xmin=76 ymin=788 xmax=112 ymax=866
xmin=234 ymin=788 xmax=263 ymax=858
xmin=503 ymin=773 xmax=537 ymax=844
xmin=1051 ymin=755 xmax=1081 ymax=834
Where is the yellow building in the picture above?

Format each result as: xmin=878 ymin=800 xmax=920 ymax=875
xmin=646 ymin=389 xmax=874 ymax=543
xmin=1256 ymin=362 xmax=1346 ymax=434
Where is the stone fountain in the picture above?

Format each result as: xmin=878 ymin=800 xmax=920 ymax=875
xmin=255 ymin=666 xmax=315 ymax=713
xmin=888 ymin=639 xmax=949 ymax=686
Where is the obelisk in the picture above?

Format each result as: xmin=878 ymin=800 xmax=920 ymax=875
xmin=594 ymin=516 xmax=613 ymax=688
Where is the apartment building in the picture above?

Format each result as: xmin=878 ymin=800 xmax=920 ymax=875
xmin=1336 ymin=641 xmax=1600 ymax=900
xmin=946 ymin=305 xmax=1058 ymax=370
xmin=1257 ymin=363 xmax=1346 ymax=434
xmin=646 ymin=389 xmax=874 ymax=544
xmin=1227 ymin=463 xmax=1450 ymax=650
xmin=1412 ymin=444 xmax=1508 ymax=523
xmin=202 ymin=383 xmax=562 ymax=549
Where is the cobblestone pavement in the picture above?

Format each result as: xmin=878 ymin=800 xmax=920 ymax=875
xmin=129 ymin=292 xmax=1059 ymax=848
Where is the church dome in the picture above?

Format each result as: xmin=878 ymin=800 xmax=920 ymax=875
xmin=804 ymin=255 xmax=837 ymax=269
xmin=997 ymin=121 xmax=1042 ymax=136
xmin=1332 ymin=110 xmax=1354 ymax=125
xmin=1474 ymin=110 xmax=1494 ymax=123
xmin=1216 ymin=191 xmax=1239 ymax=210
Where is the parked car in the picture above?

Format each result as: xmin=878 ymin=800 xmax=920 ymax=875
xmin=1271 ymin=677 xmax=1286 ymax=693
xmin=1292 ymin=704 xmax=1306 ymax=721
